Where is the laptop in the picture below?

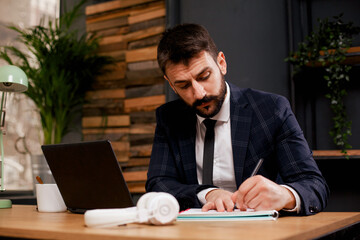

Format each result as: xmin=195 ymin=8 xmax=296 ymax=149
xmin=41 ymin=140 xmax=135 ymax=214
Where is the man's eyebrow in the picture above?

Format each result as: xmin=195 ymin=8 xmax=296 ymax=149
xmin=173 ymin=67 xmax=210 ymax=85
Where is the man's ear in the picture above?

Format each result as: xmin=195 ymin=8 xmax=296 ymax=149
xmin=164 ymin=75 xmax=178 ymax=95
xmin=217 ymin=51 xmax=227 ymax=75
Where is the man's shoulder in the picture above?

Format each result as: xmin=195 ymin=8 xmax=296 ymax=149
xmin=229 ymin=83 xmax=289 ymax=107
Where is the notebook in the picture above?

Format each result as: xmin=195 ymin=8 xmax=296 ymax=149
xmin=41 ymin=140 xmax=135 ymax=214
xmin=177 ymin=209 xmax=279 ymax=221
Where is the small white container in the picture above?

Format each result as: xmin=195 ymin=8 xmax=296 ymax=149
xmin=36 ymin=184 xmax=67 ymax=212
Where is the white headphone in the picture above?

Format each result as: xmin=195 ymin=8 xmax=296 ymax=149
xmin=84 ymin=192 xmax=180 ymax=228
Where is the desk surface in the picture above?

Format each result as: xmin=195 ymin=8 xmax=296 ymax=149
xmin=0 ymin=205 xmax=359 ymax=240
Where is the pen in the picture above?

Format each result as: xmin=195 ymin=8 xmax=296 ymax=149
xmin=250 ymin=158 xmax=264 ymax=177
xmin=36 ymin=176 xmax=44 ymax=184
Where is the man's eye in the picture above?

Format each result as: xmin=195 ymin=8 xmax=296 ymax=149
xmin=178 ymin=83 xmax=190 ymax=89
xmin=199 ymin=72 xmax=210 ymax=81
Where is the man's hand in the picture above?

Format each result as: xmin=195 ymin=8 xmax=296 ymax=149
xmin=231 ymin=175 xmax=295 ymax=211
xmin=202 ymin=189 xmax=235 ymax=212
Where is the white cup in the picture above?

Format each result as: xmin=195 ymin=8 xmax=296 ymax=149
xmin=36 ymin=184 xmax=67 ymax=212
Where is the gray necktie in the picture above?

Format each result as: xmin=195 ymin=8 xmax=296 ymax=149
xmin=202 ymin=119 xmax=217 ymax=185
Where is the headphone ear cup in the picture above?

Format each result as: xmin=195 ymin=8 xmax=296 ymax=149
xmin=146 ymin=193 xmax=179 ymax=225
xmin=137 ymin=192 xmax=159 ymax=210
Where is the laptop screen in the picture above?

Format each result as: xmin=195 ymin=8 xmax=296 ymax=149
xmin=41 ymin=140 xmax=134 ymax=213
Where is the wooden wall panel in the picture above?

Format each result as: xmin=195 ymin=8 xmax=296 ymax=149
xmin=83 ymin=0 xmax=165 ymax=194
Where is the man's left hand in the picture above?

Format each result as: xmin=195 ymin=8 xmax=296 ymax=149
xmin=202 ymin=189 xmax=235 ymax=212
xmin=231 ymin=175 xmax=295 ymax=211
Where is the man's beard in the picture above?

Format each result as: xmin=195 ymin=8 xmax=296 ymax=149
xmin=192 ymin=76 xmax=226 ymax=118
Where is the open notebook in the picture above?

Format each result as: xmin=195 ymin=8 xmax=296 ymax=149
xmin=177 ymin=209 xmax=279 ymax=221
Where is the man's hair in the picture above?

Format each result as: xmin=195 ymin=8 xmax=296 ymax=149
xmin=157 ymin=23 xmax=218 ymax=75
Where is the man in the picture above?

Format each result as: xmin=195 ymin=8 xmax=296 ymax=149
xmin=145 ymin=23 xmax=329 ymax=216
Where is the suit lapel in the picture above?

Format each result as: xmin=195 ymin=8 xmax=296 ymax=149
xmin=177 ymin=108 xmax=198 ymax=184
xmin=229 ymin=84 xmax=253 ymax=187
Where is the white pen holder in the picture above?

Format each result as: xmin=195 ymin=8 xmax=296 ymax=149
xmin=36 ymin=184 xmax=67 ymax=212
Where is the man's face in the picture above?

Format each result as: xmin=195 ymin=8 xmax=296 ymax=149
xmin=165 ymin=51 xmax=227 ymax=118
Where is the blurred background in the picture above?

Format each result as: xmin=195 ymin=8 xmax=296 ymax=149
xmin=0 ymin=0 xmax=359 ymax=211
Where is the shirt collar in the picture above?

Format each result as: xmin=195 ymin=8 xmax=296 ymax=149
xmin=197 ymin=82 xmax=230 ymax=124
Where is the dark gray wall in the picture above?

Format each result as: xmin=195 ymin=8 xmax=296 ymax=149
xmin=168 ymin=0 xmax=360 ymax=150
xmin=167 ymin=0 xmax=290 ymax=100
xmin=168 ymin=0 xmax=360 ymax=211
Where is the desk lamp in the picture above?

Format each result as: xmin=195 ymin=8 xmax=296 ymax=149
xmin=0 ymin=65 xmax=28 ymax=209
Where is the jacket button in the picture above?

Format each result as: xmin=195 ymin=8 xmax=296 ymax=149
xmin=309 ymin=206 xmax=319 ymax=213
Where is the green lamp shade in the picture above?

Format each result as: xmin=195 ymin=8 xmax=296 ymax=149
xmin=0 ymin=65 xmax=28 ymax=92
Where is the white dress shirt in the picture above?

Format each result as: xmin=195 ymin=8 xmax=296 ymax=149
xmin=195 ymin=82 xmax=300 ymax=213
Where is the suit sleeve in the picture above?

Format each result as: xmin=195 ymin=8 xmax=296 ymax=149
xmin=274 ymin=96 xmax=330 ymax=216
xmin=145 ymin=107 xmax=212 ymax=210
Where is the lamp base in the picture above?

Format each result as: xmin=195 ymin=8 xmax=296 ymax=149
xmin=0 ymin=199 xmax=12 ymax=208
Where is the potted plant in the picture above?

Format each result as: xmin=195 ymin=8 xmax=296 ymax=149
xmin=0 ymin=0 xmax=114 ymax=186
xmin=0 ymin=0 xmax=113 ymax=145
xmin=287 ymin=14 xmax=360 ymax=154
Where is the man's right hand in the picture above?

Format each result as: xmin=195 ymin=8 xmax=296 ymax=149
xmin=202 ymin=189 xmax=235 ymax=212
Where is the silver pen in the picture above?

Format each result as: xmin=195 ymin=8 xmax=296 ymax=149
xmin=250 ymin=158 xmax=264 ymax=177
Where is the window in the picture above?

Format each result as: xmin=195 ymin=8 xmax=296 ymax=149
xmin=0 ymin=0 xmax=60 ymax=190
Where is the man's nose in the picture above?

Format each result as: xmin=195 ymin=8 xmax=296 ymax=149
xmin=192 ymin=81 xmax=205 ymax=99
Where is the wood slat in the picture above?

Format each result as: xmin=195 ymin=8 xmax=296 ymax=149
xmin=86 ymin=89 xmax=125 ymax=100
xmin=82 ymin=115 xmax=130 ymax=128
xmin=130 ymin=144 xmax=152 ymax=157
xmin=97 ymin=41 xmax=127 ymax=53
xmin=124 ymin=95 xmax=165 ymax=113
xmin=99 ymin=25 xmax=165 ymax=45
xmin=130 ymin=123 xmax=156 ymax=134
xmin=129 ymin=16 xmax=165 ymax=32
xmin=313 ymin=150 xmax=360 ymax=157
xmin=120 ymin=158 xmax=150 ymax=167
xmin=94 ymin=26 xmax=130 ymax=38
xmin=126 ymin=68 xmax=162 ymax=80
xmin=92 ymin=77 xmax=163 ymax=89
xmin=83 ymin=134 xmax=128 ymax=142
xmin=96 ymin=62 xmax=127 ymax=81
xmin=128 ymin=7 xmax=165 ymax=25
xmin=86 ymin=1 xmax=164 ymax=24
xmin=127 ymin=60 xmax=159 ymax=71
xmin=82 ymin=128 xmax=129 ymax=135
xmin=127 ymin=34 xmax=161 ymax=50
xmin=115 ymin=151 xmax=130 ymax=162
xmin=306 ymin=46 xmax=360 ymax=67
xmin=111 ymin=141 xmax=130 ymax=152
xmin=130 ymin=111 xmax=156 ymax=124
xmin=86 ymin=0 xmax=155 ymax=16
xmin=82 ymin=130 xmax=129 ymax=142
xmin=86 ymin=16 xmax=128 ymax=32
xmin=82 ymin=108 xmax=125 ymax=117
xmin=130 ymin=134 xmax=154 ymax=146
xmin=127 ymin=182 xmax=146 ymax=193
xmin=99 ymin=50 xmax=126 ymax=62
xmin=125 ymin=46 xmax=157 ymax=63
xmin=83 ymin=99 xmax=124 ymax=110
xmin=125 ymin=84 xmax=163 ymax=99
xmin=95 ymin=69 xmax=126 ymax=81
xmin=123 ymin=170 xmax=148 ymax=181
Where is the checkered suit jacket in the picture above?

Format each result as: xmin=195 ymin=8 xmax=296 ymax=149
xmin=146 ymin=82 xmax=329 ymax=215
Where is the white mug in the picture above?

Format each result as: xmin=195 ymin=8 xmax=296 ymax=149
xmin=36 ymin=184 xmax=67 ymax=212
